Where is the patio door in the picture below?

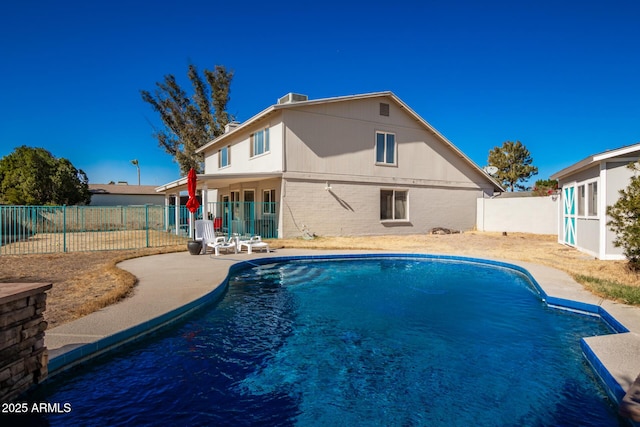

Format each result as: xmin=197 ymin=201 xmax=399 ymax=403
xmin=243 ymin=190 xmax=255 ymax=235
xmin=562 ymin=185 xmax=576 ymax=246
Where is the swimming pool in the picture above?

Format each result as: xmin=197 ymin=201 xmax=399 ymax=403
xmin=19 ymin=256 xmax=623 ymax=426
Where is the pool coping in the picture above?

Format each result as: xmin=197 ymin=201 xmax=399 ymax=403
xmin=43 ymin=249 xmax=640 ymax=421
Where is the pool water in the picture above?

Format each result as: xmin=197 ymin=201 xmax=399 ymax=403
xmin=18 ymin=257 xmax=624 ymax=426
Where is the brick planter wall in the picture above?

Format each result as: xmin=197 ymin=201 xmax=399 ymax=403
xmin=0 ymin=283 xmax=52 ymax=402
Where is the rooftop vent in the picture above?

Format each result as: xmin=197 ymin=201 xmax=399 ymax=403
xmin=224 ymin=121 xmax=240 ymax=133
xmin=277 ymin=93 xmax=308 ymax=105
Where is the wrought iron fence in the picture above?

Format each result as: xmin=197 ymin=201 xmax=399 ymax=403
xmin=0 ymin=202 xmax=279 ymax=255
xmin=0 ymin=205 xmax=190 ymax=255
xmin=207 ymin=202 xmax=278 ymax=239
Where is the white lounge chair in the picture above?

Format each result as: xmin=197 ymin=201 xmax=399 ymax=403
xmin=207 ymin=235 xmax=237 ymax=256
xmin=196 ymin=220 xmax=235 ymax=255
xmin=238 ymin=235 xmax=270 ymax=254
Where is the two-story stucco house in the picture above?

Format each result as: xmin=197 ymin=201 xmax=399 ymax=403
xmin=156 ymin=91 xmax=503 ymax=238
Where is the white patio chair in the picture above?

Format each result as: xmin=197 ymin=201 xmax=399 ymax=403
xmin=194 ymin=219 xmax=209 ymax=243
xmin=238 ymin=235 xmax=270 ymax=254
xmin=207 ymin=235 xmax=238 ymax=256
xmin=196 ymin=220 xmax=217 ymax=255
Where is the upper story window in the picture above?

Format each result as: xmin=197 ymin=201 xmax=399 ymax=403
xmin=218 ymin=145 xmax=230 ymax=168
xmin=250 ymin=128 xmax=270 ymax=157
xmin=375 ymin=131 xmax=396 ymax=165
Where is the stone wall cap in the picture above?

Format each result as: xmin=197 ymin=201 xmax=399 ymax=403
xmin=0 ymin=283 xmax=53 ymax=304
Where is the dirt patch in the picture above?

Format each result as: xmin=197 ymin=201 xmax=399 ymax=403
xmin=0 ymin=245 xmax=184 ymax=328
xmin=1 ymin=232 xmax=638 ymax=329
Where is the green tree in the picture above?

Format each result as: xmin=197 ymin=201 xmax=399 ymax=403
xmin=487 ymin=140 xmax=538 ymax=191
xmin=0 ymin=146 xmax=91 ymax=205
xmin=140 ymin=64 xmax=234 ymax=174
xmin=532 ymin=178 xmax=558 ymax=196
xmin=607 ymin=161 xmax=640 ymax=270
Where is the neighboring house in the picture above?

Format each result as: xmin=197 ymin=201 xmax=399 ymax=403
xmin=156 ymin=92 xmax=503 ymax=238
xmin=551 ymin=143 xmax=640 ymax=260
xmin=90 ymin=183 xmax=165 ymax=206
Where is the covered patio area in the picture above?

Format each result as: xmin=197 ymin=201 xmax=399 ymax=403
xmin=155 ymin=172 xmax=283 ymax=239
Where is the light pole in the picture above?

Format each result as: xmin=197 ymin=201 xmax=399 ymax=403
xmin=131 ymin=159 xmax=140 ymax=185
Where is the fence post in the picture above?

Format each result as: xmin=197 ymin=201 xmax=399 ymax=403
xmin=145 ymin=205 xmax=150 ymax=248
xmin=63 ymin=205 xmax=67 ymax=253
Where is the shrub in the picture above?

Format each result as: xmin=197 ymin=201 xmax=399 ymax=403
xmin=607 ymin=162 xmax=640 ymax=270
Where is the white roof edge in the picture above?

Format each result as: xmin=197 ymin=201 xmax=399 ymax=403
xmin=155 ymin=175 xmax=193 ymax=192
xmin=551 ymin=142 xmax=640 ymax=180
xmin=156 ymin=172 xmax=283 ymax=193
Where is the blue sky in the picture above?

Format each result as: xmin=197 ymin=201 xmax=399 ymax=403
xmin=1 ymin=0 xmax=639 ymax=187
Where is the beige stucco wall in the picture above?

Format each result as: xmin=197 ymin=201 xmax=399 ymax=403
xmin=282 ymin=98 xmax=492 ymax=190
xmin=90 ymin=194 xmax=165 ymax=206
xmin=202 ymin=119 xmax=284 ymax=175
xmin=281 ymin=178 xmax=484 ymax=238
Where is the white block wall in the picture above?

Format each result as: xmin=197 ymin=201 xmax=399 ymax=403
xmin=476 ymin=196 xmax=558 ymax=235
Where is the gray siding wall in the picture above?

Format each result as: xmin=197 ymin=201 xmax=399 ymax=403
xmin=605 ymin=161 xmax=634 ymax=257
xmin=576 ymin=218 xmax=599 ymax=256
xmin=558 ymin=165 xmax=600 ymax=187
xmin=281 ymin=178 xmax=484 ymax=238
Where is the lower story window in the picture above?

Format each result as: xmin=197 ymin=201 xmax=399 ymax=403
xmin=263 ymin=189 xmax=276 ymax=214
xmin=380 ymin=189 xmax=407 ymax=220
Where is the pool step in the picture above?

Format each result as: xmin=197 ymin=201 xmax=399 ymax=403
xmin=581 ymin=332 xmax=640 ymax=424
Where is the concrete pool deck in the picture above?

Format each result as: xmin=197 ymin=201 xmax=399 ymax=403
xmin=44 ymin=249 xmax=640 ymax=419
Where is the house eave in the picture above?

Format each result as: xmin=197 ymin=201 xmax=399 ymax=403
xmin=156 ymin=172 xmax=283 ymax=193
xmin=551 ymin=142 xmax=640 ymax=181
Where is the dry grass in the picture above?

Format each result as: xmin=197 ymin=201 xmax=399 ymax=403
xmin=1 ymin=231 xmax=639 ymax=329
xmin=1 ymin=230 xmax=188 ymax=255
xmin=0 ymin=245 xmax=185 ymax=328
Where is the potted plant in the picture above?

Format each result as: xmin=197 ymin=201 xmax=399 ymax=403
xmin=187 ymin=239 xmax=202 ymax=255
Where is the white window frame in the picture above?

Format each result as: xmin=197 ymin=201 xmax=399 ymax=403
xmin=577 ymin=178 xmax=598 ymax=218
xmin=218 ymin=145 xmax=231 ymax=169
xmin=250 ymin=128 xmax=270 ymax=158
xmin=577 ymin=184 xmax=585 ymax=216
xmin=587 ymin=181 xmax=598 ymax=217
xmin=263 ymin=189 xmax=276 ymax=215
xmin=380 ymin=188 xmax=408 ymax=222
xmin=375 ymin=131 xmax=396 ymax=166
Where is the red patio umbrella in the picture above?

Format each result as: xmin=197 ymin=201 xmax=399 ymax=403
xmin=185 ymin=168 xmax=200 ymax=213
